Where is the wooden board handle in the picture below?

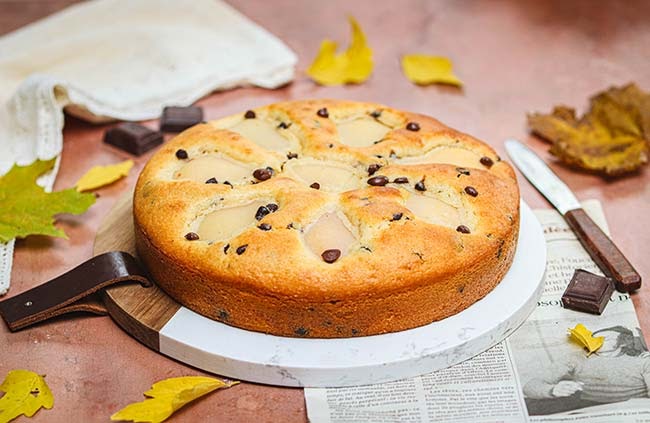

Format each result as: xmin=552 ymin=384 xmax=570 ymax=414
xmin=564 ymin=208 xmax=641 ymax=292
xmin=0 ymin=251 xmax=151 ymax=331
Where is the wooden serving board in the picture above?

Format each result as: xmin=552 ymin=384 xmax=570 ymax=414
xmin=93 ymin=191 xmax=547 ymax=388
xmin=94 ymin=191 xmax=180 ymax=351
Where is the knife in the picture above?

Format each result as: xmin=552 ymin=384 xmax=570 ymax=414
xmin=505 ymin=139 xmax=641 ymax=292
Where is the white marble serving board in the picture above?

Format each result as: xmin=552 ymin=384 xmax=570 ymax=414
xmin=156 ymin=200 xmax=546 ymax=387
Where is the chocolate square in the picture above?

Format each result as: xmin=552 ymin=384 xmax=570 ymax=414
xmin=104 ymin=123 xmax=163 ymax=156
xmin=561 ymin=269 xmax=614 ymax=315
xmin=160 ymin=106 xmax=204 ymax=132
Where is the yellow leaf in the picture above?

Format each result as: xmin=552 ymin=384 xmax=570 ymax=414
xmin=306 ymin=16 xmax=373 ymax=86
xmin=401 ymin=54 xmax=463 ymax=87
xmin=0 ymin=369 xmax=54 ymax=423
xmin=75 ymin=160 xmax=134 ymax=192
xmin=111 ymin=376 xmax=238 ymax=423
xmin=568 ymin=324 xmax=604 ymax=356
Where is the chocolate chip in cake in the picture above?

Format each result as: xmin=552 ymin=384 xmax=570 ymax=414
xmin=258 ymin=223 xmax=272 ymax=231
xmin=217 ymin=309 xmax=230 ymax=321
xmin=367 ymin=163 xmax=382 ymax=176
xmin=236 ymin=244 xmax=248 ymax=255
xmin=367 ymin=175 xmax=389 ymax=186
xmin=295 ymin=327 xmax=309 ymax=336
xmin=223 ymin=181 xmax=233 ymax=187
xmin=393 ymin=177 xmax=409 ymax=184
xmin=277 ymin=121 xmax=291 ymax=129
xmin=244 ymin=110 xmax=256 ymax=119
xmin=456 ymin=167 xmax=471 ymax=176
xmin=415 ymin=180 xmax=426 ymax=191
xmin=224 ymin=244 xmax=230 ymax=254
xmin=253 ymin=167 xmax=273 ymax=181
xmin=287 ymin=152 xmax=298 ymax=159
xmin=406 ymin=122 xmax=420 ymax=132
xmin=105 ymin=123 xmax=163 ymax=156
xmin=351 ymin=328 xmax=360 ymax=335
xmin=255 ymin=206 xmax=271 ymax=221
xmin=310 ymin=182 xmax=321 ymax=189
xmin=456 ymin=225 xmax=471 ymax=234
xmin=266 ymin=203 xmax=279 ymax=212
xmin=185 ymin=232 xmax=199 ymax=241
xmin=391 ymin=212 xmax=403 ymax=221
xmin=465 ymin=186 xmax=478 ymax=197
xmin=175 ymin=149 xmax=188 ymax=159
xmin=321 ymin=249 xmax=341 ymax=263
xmin=317 ymin=108 xmax=329 ymax=118
xmin=480 ymin=156 xmax=494 ymax=168
xmin=205 ymin=177 xmax=218 ymax=184
xmin=160 ymin=106 xmax=204 ymax=132
xmin=370 ymin=110 xmax=382 ymax=118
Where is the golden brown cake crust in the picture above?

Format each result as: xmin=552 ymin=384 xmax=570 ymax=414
xmin=134 ymin=99 xmax=520 ymax=338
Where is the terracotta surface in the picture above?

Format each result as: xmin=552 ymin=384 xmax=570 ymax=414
xmin=1 ymin=1 xmax=649 ymax=421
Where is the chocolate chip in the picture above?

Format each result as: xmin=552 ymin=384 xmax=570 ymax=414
xmin=244 ymin=110 xmax=256 ymax=119
xmin=185 ymin=232 xmax=199 ymax=241
xmin=266 ymin=203 xmax=279 ymax=212
xmin=317 ymin=108 xmax=329 ymax=118
xmin=393 ymin=177 xmax=409 ymax=184
xmin=415 ymin=180 xmax=426 ymax=191
xmin=224 ymin=244 xmax=230 ymax=254
xmin=456 ymin=225 xmax=471 ymax=234
xmin=465 ymin=186 xmax=478 ymax=197
xmin=258 ymin=223 xmax=272 ymax=231
xmin=367 ymin=175 xmax=389 ymax=186
xmin=287 ymin=152 xmax=298 ymax=159
xmin=406 ymin=122 xmax=420 ymax=131
xmin=295 ymin=327 xmax=309 ymax=336
xmin=370 ymin=110 xmax=382 ymax=118
xmin=175 ymin=149 xmax=188 ymax=159
xmin=480 ymin=156 xmax=494 ymax=168
xmin=223 ymin=181 xmax=233 ymax=187
xmin=367 ymin=164 xmax=382 ymax=176
xmin=321 ymin=249 xmax=341 ymax=263
xmin=391 ymin=212 xmax=403 ymax=221
xmin=456 ymin=167 xmax=470 ymax=176
xmin=217 ymin=309 xmax=229 ymax=320
xmin=328 ymin=143 xmax=334 ymax=148
xmin=253 ymin=167 xmax=273 ymax=181
xmin=205 ymin=177 xmax=218 ymax=184
xmin=310 ymin=182 xmax=321 ymax=189
xmin=277 ymin=122 xmax=291 ymax=129
xmin=236 ymin=245 xmax=248 ymax=255
xmin=255 ymin=206 xmax=270 ymax=221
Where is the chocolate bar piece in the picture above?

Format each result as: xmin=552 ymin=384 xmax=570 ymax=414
xmin=160 ymin=106 xmax=204 ymax=132
xmin=104 ymin=123 xmax=163 ymax=156
xmin=562 ymin=269 xmax=614 ymax=315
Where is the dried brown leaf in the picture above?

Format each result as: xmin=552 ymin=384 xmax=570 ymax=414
xmin=528 ymin=83 xmax=650 ymax=176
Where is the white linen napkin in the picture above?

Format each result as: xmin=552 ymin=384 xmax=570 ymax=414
xmin=0 ymin=0 xmax=297 ymax=295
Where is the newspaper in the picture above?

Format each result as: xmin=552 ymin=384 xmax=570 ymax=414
xmin=305 ymin=200 xmax=650 ymax=423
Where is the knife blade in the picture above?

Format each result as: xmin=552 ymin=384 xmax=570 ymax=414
xmin=505 ymin=139 xmax=641 ymax=292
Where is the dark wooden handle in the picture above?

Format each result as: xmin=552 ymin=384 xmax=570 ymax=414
xmin=564 ymin=208 xmax=641 ymax=292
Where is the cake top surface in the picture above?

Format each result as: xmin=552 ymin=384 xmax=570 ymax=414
xmin=134 ymin=99 xmax=519 ymax=298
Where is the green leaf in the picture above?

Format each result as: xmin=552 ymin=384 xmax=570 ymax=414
xmin=0 ymin=159 xmax=96 ymax=242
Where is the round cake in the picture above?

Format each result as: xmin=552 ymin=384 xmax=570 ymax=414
xmin=133 ymin=99 xmax=520 ymax=338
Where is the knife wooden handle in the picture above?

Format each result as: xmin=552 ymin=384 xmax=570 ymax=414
xmin=564 ymin=208 xmax=641 ymax=292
